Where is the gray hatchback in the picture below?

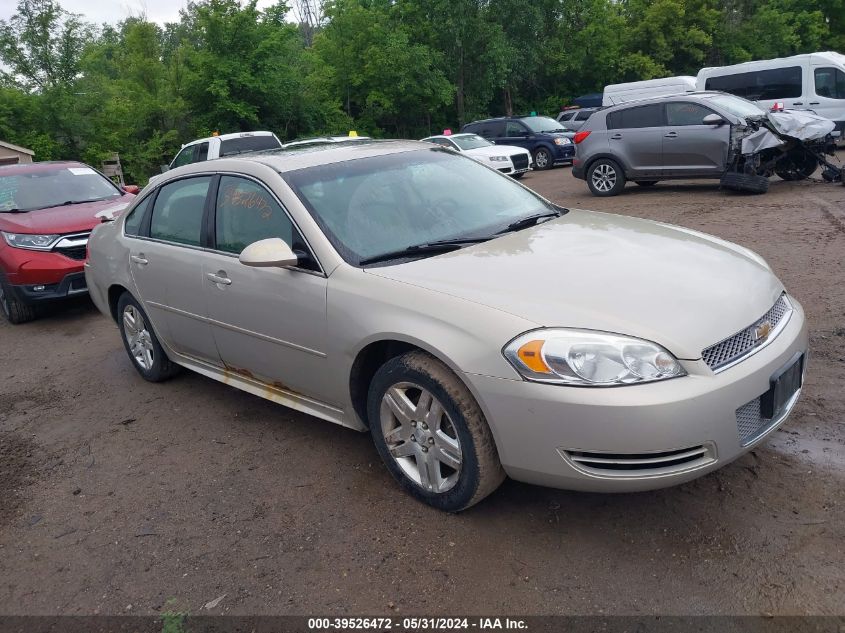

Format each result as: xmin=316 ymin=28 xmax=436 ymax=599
xmin=572 ymin=91 xmax=832 ymax=196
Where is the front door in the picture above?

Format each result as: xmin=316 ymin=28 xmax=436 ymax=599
xmin=811 ymin=66 xmax=845 ymax=124
xmin=129 ymin=175 xmax=219 ymax=364
xmin=662 ymin=101 xmax=730 ymax=176
xmin=202 ymin=175 xmax=331 ymax=403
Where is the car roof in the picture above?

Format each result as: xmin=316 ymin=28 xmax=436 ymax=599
xmin=422 ymin=133 xmax=475 ymax=140
xmin=183 ymin=131 xmax=277 ymax=148
xmin=601 ymin=91 xmax=727 ymax=111
xmin=164 ymin=140 xmax=432 ymax=178
xmin=0 ymin=160 xmax=89 ymax=176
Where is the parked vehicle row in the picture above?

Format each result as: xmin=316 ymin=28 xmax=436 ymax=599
xmin=2 ymin=127 xmax=811 ymax=512
xmin=460 ymin=116 xmax=575 ymax=170
xmin=421 ymin=133 xmax=532 ymax=177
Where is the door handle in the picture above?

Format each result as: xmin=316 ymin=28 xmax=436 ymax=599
xmin=809 ymin=101 xmax=820 ymax=105
xmin=207 ymin=272 xmax=232 ymax=286
xmin=130 ymin=254 xmax=148 ymax=265
xmin=610 ymin=134 xmax=623 ymax=140
xmin=793 ymin=101 xmax=804 ymax=105
xmin=664 ymin=132 xmax=678 ymax=138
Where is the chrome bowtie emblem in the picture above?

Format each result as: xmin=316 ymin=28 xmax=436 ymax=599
xmin=753 ymin=320 xmax=773 ymax=342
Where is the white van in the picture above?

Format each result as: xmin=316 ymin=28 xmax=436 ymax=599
xmin=602 ymin=76 xmax=697 ymax=106
xmin=697 ymin=52 xmax=845 ymax=133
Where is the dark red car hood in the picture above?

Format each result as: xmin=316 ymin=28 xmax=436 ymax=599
xmin=0 ymin=196 xmax=134 ymax=235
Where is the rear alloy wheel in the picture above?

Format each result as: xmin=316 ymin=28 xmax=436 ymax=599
xmin=587 ymin=158 xmax=626 ymax=196
xmin=368 ymin=351 xmax=505 ymax=511
xmin=533 ymin=147 xmax=553 ymax=171
xmin=0 ymin=272 xmax=37 ymax=324
xmin=775 ymin=149 xmax=818 ymax=181
xmin=117 ymin=292 xmax=179 ymax=382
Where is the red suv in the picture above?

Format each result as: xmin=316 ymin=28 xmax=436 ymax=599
xmin=0 ymin=161 xmax=137 ymax=324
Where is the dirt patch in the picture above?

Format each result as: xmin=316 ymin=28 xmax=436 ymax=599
xmin=0 ymin=432 xmax=42 ymax=527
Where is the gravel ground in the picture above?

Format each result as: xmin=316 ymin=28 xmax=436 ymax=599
xmin=1 ymin=162 xmax=844 ymax=617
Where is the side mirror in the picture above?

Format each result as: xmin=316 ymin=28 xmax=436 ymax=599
xmin=702 ymin=113 xmax=726 ymax=126
xmin=122 ymin=185 xmax=140 ymax=194
xmin=239 ymin=238 xmax=299 ymax=268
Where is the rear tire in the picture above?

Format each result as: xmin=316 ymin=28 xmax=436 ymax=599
xmin=117 ymin=292 xmax=179 ymax=382
xmin=0 ymin=272 xmax=37 ymax=324
xmin=367 ymin=350 xmax=505 ymax=512
xmin=720 ymin=171 xmax=769 ymax=194
xmin=587 ymin=158 xmax=626 ymax=196
xmin=511 ymin=173 xmax=525 ymax=180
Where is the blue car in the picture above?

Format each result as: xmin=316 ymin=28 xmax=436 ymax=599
xmin=460 ymin=116 xmax=576 ymax=170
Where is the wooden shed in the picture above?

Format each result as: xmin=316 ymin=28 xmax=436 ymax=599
xmin=0 ymin=141 xmax=35 ymax=165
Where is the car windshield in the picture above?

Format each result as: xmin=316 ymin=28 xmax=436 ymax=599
xmin=703 ymin=94 xmax=766 ymax=119
xmin=451 ymin=134 xmax=493 ymax=150
xmin=284 ymin=149 xmax=554 ymax=265
xmin=0 ymin=166 xmax=122 ymax=212
xmin=521 ymin=116 xmax=566 ymax=133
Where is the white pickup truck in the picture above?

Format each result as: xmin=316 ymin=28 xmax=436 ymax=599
xmin=149 ymin=131 xmax=282 ymax=185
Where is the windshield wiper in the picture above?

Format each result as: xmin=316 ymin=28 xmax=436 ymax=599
xmin=359 ymin=237 xmax=492 ymax=265
xmin=499 ymin=208 xmax=566 ymax=233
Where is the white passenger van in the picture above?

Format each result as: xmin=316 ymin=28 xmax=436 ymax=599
xmin=697 ymin=52 xmax=845 ymax=133
xmin=602 ymin=76 xmax=697 ymax=106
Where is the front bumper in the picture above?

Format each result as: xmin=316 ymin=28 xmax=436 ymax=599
xmin=464 ymin=297 xmax=808 ymax=492
xmin=552 ymin=144 xmax=576 ymax=165
xmin=10 ymin=272 xmax=88 ymax=303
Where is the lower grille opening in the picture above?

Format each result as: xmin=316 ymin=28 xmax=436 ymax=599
xmin=56 ymin=246 xmax=87 ymax=260
xmin=562 ymin=444 xmax=715 ymax=477
xmin=511 ymin=154 xmax=529 ymax=170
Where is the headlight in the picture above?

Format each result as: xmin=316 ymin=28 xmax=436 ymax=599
xmin=554 ymin=137 xmax=572 ymax=145
xmin=488 ymin=156 xmax=509 ymax=162
xmin=503 ymin=329 xmax=686 ymax=386
xmin=2 ymin=232 xmax=61 ymax=250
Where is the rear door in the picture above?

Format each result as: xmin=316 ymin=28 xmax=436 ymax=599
xmin=201 ymin=175 xmax=331 ymax=402
xmin=662 ymin=101 xmax=730 ymax=176
xmin=128 ymin=175 xmax=220 ymax=363
xmin=606 ymin=104 xmax=664 ymax=177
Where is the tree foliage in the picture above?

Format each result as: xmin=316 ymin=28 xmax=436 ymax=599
xmin=0 ymin=0 xmax=840 ymax=183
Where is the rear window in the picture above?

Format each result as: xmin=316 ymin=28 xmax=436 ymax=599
xmin=575 ymin=110 xmax=593 ymax=121
xmin=219 ymin=135 xmax=282 ymax=157
xmin=607 ymin=104 xmax=664 ymax=129
xmin=704 ymin=66 xmax=803 ymax=100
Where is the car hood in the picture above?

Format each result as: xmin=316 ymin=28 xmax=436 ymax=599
xmin=365 ymin=209 xmax=784 ymax=359
xmin=465 ymin=145 xmax=530 ymax=158
xmin=0 ymin=197 xmax=133 ymax=235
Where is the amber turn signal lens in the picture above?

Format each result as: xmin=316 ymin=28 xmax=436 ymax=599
xmin=517 ymin=340 xmax=551 ymax=373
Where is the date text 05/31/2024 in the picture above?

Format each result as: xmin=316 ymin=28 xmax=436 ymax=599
xmin=308 ymin=617 xmax=528 ymax=630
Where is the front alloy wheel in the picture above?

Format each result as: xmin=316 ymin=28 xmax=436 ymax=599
xmin=533 ymin=148 xmax=552 ymax=170
xmin=368 ymin=351 xmax=505 ymax=511
xmin=380 ymin=382 xmax=462 ymax=493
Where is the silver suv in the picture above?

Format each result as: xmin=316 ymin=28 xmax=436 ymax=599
xmin=571 ymin=91 xmax=834 ymax=196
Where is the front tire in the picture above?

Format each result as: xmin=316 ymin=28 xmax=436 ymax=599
xmin=775 ymin=149 xmax=818 ymax=181
xmin=0 ymin=272 xmax=36 ymax=324
xmin=587 ymin=158 xmax=626 ymax=196
xmin=117 ymin=292 xmax=179 ymax=382
xmin=367 ymin=351 xmax=505 ymax=512
xmin=532 ymin=147 xmax=553 ymax=171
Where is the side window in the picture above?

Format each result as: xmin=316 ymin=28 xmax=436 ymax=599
xmin=607 ymin=104 xmax=663 ymax=129
xmin=815 ymin=67 xmax=845 ymax=99
xmin=462 ymin=123 xmax=479 ymax=135
xmin=149 ymin=176 xmax=211 ymax=246
xmin=575 ymin=110 xmax=593 ymax=121
xmin=196 ymin=142 xmax=209 ymax=162
xmin=215 ymin=176 xmax=295 ymax=255
xmin=428 ymin=138 xmax=451 ymax=147
xmin=705 ymin=67 xmax=802 ymax=100
xmin=171 ymin=146 xmax=195 ymax=168
xmin=124 ymin=195 xmax=152 ymax=236
xmin=666 ymin=102 xmax=717 ymax=126
xmin=558 ymin=112 xmax=574 ymax=121
xmin=483 ymin=121 xmax=505 ymax=138
xmin=505 ymin=122 xmax=527 ymax=136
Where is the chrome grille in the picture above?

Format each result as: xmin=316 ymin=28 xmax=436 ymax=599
xmin=702 ymin=294 xmax=791 ymax=371
xmin=736 ymin=398 xmax=764 ymax=445
xmin=562 ymin=445 xmax=715 ymax=477
xmin=53 ymin=233 xmax=90 ymax=262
